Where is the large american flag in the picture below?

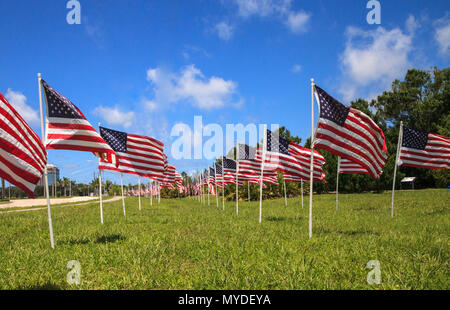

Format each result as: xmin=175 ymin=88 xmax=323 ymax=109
xmin=399 ymin=126 xmax=450 ymax=169
xmin=98 ymin=126 xmax=165 ymax=178
xmin=313 ymin=85 xmax=387 ymax=179
xmin=42 ymin=80 xmax=117 ymax=162
xmin=255 ymin=130 xmax=327 ymax=181
xmin=0 ymin=92 xmax=47 ymax=197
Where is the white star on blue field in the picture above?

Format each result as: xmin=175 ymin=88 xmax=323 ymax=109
xmin=1 ymin=0 xmax=449 ymax=184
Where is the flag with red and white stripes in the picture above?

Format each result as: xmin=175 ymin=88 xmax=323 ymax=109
xmin=254 ymin=131 xmax=327 ymax=182
xmin=313 ymin=85 xmax=387 ymax=179
xmin=98 ymin=126 xmax=165 ymax=178
xmin=42 ymin=80 xmax=117 ymax=163
xmin=0 ymin=92 xmax=47 ymax=197
xmin=339 ymin=158 xmax=369 ymax=174
xmin=399 ymin=126 xmax=450 ymax=169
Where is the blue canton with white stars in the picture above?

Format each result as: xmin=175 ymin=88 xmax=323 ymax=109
xmin=215 ymin=163 xmax=223 ymax=174
xmin=238 ymin=143 xmax=257 ymax=160
xmin=223 ymin=158 xmax=236 ymax=170
xmin=99 ymin=126 xmax=128 ymax=153
xmin=209 ymin=167 xmax=215 ymax=177
xmin=266 ymin=129 xmax=290 ymax=155
xmin=41 ymin=80 xmax=84 ymax=119
xmin=315 ymin=85 xmax=350 ymax=127
xmin=402 ymin=126 xmax=428 ymax=150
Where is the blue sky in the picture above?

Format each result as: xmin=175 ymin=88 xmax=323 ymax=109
xmin=1 ymin=0 xmax=449 ymax=185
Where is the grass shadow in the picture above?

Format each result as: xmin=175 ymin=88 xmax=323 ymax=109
xmin=266 ymin=216 xmax=287 ymax=222
xmin=17 ymin=283 xmax=61 ymax=290
xmin=95 ymin=234 xmax=126 ymax=244
xmin=319 ymin=228 xmax=380 ymax=236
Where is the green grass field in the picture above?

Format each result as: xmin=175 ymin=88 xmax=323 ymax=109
xmin=0 ymin=189 xmax=448 ymax=290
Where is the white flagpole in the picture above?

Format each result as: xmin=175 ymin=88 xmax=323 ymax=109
xmin=259 ymin=124 xmax=267 ymax=223
xmin=120 ymin=172 xmax=126 ymax=216
xmin=222 ymin=156 xmax=225 ymax=211
xmin=248 ymin=182 xmax=250 ymax=202
xmin=150 ymin=181 xmax=153 ymax=206
xmin=158 ymin=181 xmax=161 ymax=204
xmin=301 ymin=179 xmax=303 ymax=209
xmin=283 ymin=176 xmax=287 ymax=207
xmin=138 ymin=176 xmax=141 ymax=211
xmin=336 ymin=156 xmax=340 ymax=212
xmin=214 ymin=163 xmax=219 ymax=208
xmin=207 ymin=169 xmax=210 ymax=206
xmin=98 ymin=123 xmax=104 ymax=224
xmin=391 ymin=121 xmax=403 ymax=218
xmin=236 ymin=142 xmax=239 ymax=215
xmin=309 ymin=78 xmax=315 ymax=239
xmin=38 ymin=73 xmax=55 ymax=249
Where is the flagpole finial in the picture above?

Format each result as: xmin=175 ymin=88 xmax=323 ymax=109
xmin=38 ymin=73 xmax=41 ymax=78
xmin=310 ymin=78 xmax=314 ymax=84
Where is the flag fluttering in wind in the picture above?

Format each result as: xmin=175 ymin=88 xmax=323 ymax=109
xmin=399 ymin=126 xmax=450 ymax=169
xmin=41 ymin=80 xmax=117 ymax=163
xmin=0 ymin=92 xmax=47 ymax=197
xmin=339 ymin=158 xmax=369 ymax=174
xmin=98 ymin=126 xmax=165 ymax=178
xmin=255 ymin=130 xmax=326 ymax=181
xmin=313 ymin=85 xmax=387 ymax=179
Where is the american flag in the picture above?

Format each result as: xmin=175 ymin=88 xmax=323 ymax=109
xmin=237 ymin=143 xmax=262 ymax=178
xmin=214 ymin=162 xmax=225 ymax=188
xmin=223 ymin=158 xmax=238 ymax=182
xmin=98 ymin=126 xmax=165 ymax=178
xmin=255 ymin=130 xmax=327 ymax=181
xmin=313 ymin=85 xmax=387 ymax=179
xmin=0 ymin=92 xmax=47 ymax=197
xmin=399 ymin=126 xmax=450 ymax=169
xmin=339 ymin=158 xmax=369 ymax=174
xmin=42 ymin=80 xmax=117 ymax=162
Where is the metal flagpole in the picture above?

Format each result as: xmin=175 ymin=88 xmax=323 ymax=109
xmin=207 ymin=169 xmax=210 ymax=206
xmin=38 ymin=73 xmax=55 ymax=249
xmin=214 ymin=163 xmax=219 ymax=208
xmin=98 ymin=123 xmax=104 ymax=224
xmin=309 ymin=78 xmax=315 ymax=238
xmin=150 ymin=180 xmax=153 ymax=206
xmin=222 ymin=156 xmax=225 ymax=211
xmin=236 ymin=142 xmax=239 ymax=215
xmin=391 ymin=121 xmax=403 ymax=218
xmin=336 ymin=156 xmax=340 ymax=212
xmin=301 ymin=179 xmax=303 ymax=209
xmin=158 ymin=181 xmax=161 ymax=204
xmin=283 ymin=176 xmax=287 ymax=207
xmin=248 ymin=182 xmax=250 ymax=202
xmin=138 ymin=176 xmax=141 ymax=211
xmin=120 ymin=172 xmax=126 ymax=216
xmin=259 ymin=124 xmax=267 ymax=223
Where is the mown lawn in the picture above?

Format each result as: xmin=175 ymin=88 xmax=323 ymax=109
xmin=0 ymin=189 xmax=448 ymax=290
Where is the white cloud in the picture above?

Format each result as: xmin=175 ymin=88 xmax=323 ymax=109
xmin=285 ymin=11 xmax=310 ymax=34
xmin=215 ymin=22 xmax=234 ymax=41
xmin=291 ymin=64 xmax=301 ymax=73
xmin=434 ymin=16 xmax=450 ymax=55
xmin=94 ymin=106 xmax=135 ymax=128
xmin=143 ymin=99 xmax=158 ymax=111
xmin=5 ymin=89 xmax=40 ymax=126
xmin=146 ymin=65 xmax=241 ymax=110
xmin=405 ymin=15 xmax=420 ymax=34
xmin=231 ymin=0 xmax=310 ymax=35
xmin=339 ymin=25 xmax=413 ymax=101
xmin=235 ymin=0 xmax=291 ymax=17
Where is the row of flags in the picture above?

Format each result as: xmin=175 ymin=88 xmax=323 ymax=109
xmin=0 ymin=75 xmax=449 ymax=246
